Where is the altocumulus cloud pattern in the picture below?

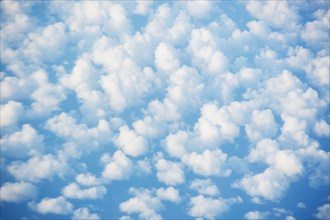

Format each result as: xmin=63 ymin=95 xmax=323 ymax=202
xmin=0 ymin=1 xmax=329 ymax=219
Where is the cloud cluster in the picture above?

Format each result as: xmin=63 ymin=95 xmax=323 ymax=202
xmin=0 ymin=1 xmax=329 ymax=219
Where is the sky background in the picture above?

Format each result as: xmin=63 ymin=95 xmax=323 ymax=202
xmin=0 ymin=0 xmax=330 ymax=219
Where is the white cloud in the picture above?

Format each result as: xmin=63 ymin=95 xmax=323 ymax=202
xmin=45 ymin=112 xmax=112 ymax=157
xmin=314 ymin=120 xmax=330 ymax=137
xmin=102 ymin=151 xmax=133 ymax=181
xmin=114 ymin=126 xmax=149 ymax=157
xmin=233 ymin=167 xmax=290 ymax=202
xmin=246 ymin=1 xmax=298 ymax=29
xmin=75 ymin=173 xmax=101 ymax=187
xmin=119 ymin=188 xmax=163 ymax=219
xmin=190 ymin=179 xmax=220 ymax=196
xmin=188 ymin=195 xmax=242 ymax=219
xmin=248 ymin=139 xmax=303 ymax=177
xmin=155 ymin=158 xmax=185 ymax=186
xmin=315 ymin=204 xmax=330 ymax=220
xmin=32 ymin=196 xmax=73 ymax=215
xmin=156 ymin=187 xmax=180 ymax=203
xmin=306 ymin=56 xmax=330 ymax=86
xmin=244 ymin=211 xmax=269 ymax=220
xmin=155 ymin=42 xmax=180 ymax=72
xmin=0 ymin=182 xmax=37 ymax=202
xmin=0 ymin=101 xmax=23 ymax=128
xmin=1 ymin=124 xmax=43 ymax=158
xmin=245 ymin=109 xmax=278 ymax=143
xmin=7 ymin=154 xmax=70 ymax=182
xmin=134 ymin=0 xmax=152 ymax=16
xmin=72 ymin=207 xmax=100 ymax=220
xmin=182 ymin=149 xmax=231 ymax=177
xmin=22 ymin=22 xmax=67 ymax=62
xmin=188 ymin=28 xmax=228 ymax=75
xmin=301 ymin=10 xmax=330 ymax=50
xmin=297 ymin=202 xmax=306 ymax=208
xmin=186 ymin=1 xmax=213 ymax=19
xmin=62 ymin=183 xmax=107 ymax=200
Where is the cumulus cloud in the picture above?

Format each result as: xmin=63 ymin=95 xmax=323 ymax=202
xmin=1 ymin=124 xmax=43 ymax=158
xmin=31 ymin=196 xmax=73 ymax=215
xmin=0 ymin=182 xmax=37 ymax=202
xmin=102 ymin=151 xmax=133 ymax=182
xmin=233 ymin=167 xmax=290 ymax=202
xmin=244 ymin=210 xmax=269 ymax=220
xmin=75 ymin=173 xmax=101 ymax=187
xmin=314 ymin=120 xmax=330 ymax=137
xmin=114 ymin=126 xmax=149 ymax=157
xmin=155 ymin=158 xmax=185 ymax=186
xmin=189 ymin=179 xmax=220 ymax=196
xmin=72 ymin=207 xmax=100 ymax=220
xmin=182 ymin=149 xmax=231 ymax=177
xmin=120 ymin=187 xmax=180 ymax=219
xmin=0 ymin=101 xmax=23 ymax=128
xmin=7 ymin=154 xmax=70 ymax=182
xmin=62 ymin=183 xmax=107 ymax=200
xmin=315 ymin=204 xmax=330 ymax=220
xmin=188 ymin=195 xmax=242 ymax=219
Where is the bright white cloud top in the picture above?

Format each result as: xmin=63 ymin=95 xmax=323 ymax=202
xmin=0 ymin=1 xmax=329 ymax=219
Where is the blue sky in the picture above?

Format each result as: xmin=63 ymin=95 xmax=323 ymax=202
xmin=0 ymin=1 xmax=329 ymax=219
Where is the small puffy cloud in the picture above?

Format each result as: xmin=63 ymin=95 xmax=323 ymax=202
xmin=75 ymin=173 xmax=101 ymax=187
xmin=297 ymin=202 xmax=306 ymax=208
xmin=315 ymin=204 xmax=330 ymax=220
xmin=155 ymin=158 xmax=185 ymax=185
xmin=134 ymin=0 xmax=152 ymax=16
xmin=155 ymin=42 xmax=180 ymax=72
xmin=188 ymin=195 xmax=242 ymax=219
xmin=22 ymin=22 xmax=67 ymax=62
xmin=72 ymin=207 xmax=100 ymax=220
xmin=1 ymin=124 xmax=43 ymax=158
xmin=246 ymin=1 xmax=298 ymax=29
xmin=186 ymin=1 xmax=213 ymax=19
xmin=245 ymin=109 xmax=278 ymax=143
xmin=301 ymin=10 xmax=330 ymax=50
xmin=182 ymin=149 xmax=231 ymax=177
xmin=7 ymin=154 xmax=70 ymax=182
xmin=102 ymin=151 xmax=133 ymax=181
xmin=31 ymin=196 xmax=73 ymax=215
xmin=62 ymin=183 xmax=107 ymax=200
xmin=244 ymin=210 xmax=269 ymax=220
xmin=306 ymin=56 xmax=330 ymax=86
xmin=156 ymin=187 xmax=180 ymax=203
xmin=0 ymin=101 xmax=23 ymax=128
xmin=233 ymin=167 xmax=290 ymax=202
xmin=114 ymin=126 xmax=149 ymax=157
xmin=0 ymin=182 xmax=37 ymax=202
xmin=120 ymin=187 xmax=166 ymax=219
xmin=45 ymin=112 xmax=112 ymax=157
xmin=188 ymin=28 xmax=228 ymax=75
xmin=314 ymin=120 xmax=330 ymax=137
xmin=190 ymin=179 xmax=220 ymax=196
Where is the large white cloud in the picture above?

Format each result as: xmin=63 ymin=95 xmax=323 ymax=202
xmin=0 ymin=182 xmax=37 ymax=202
